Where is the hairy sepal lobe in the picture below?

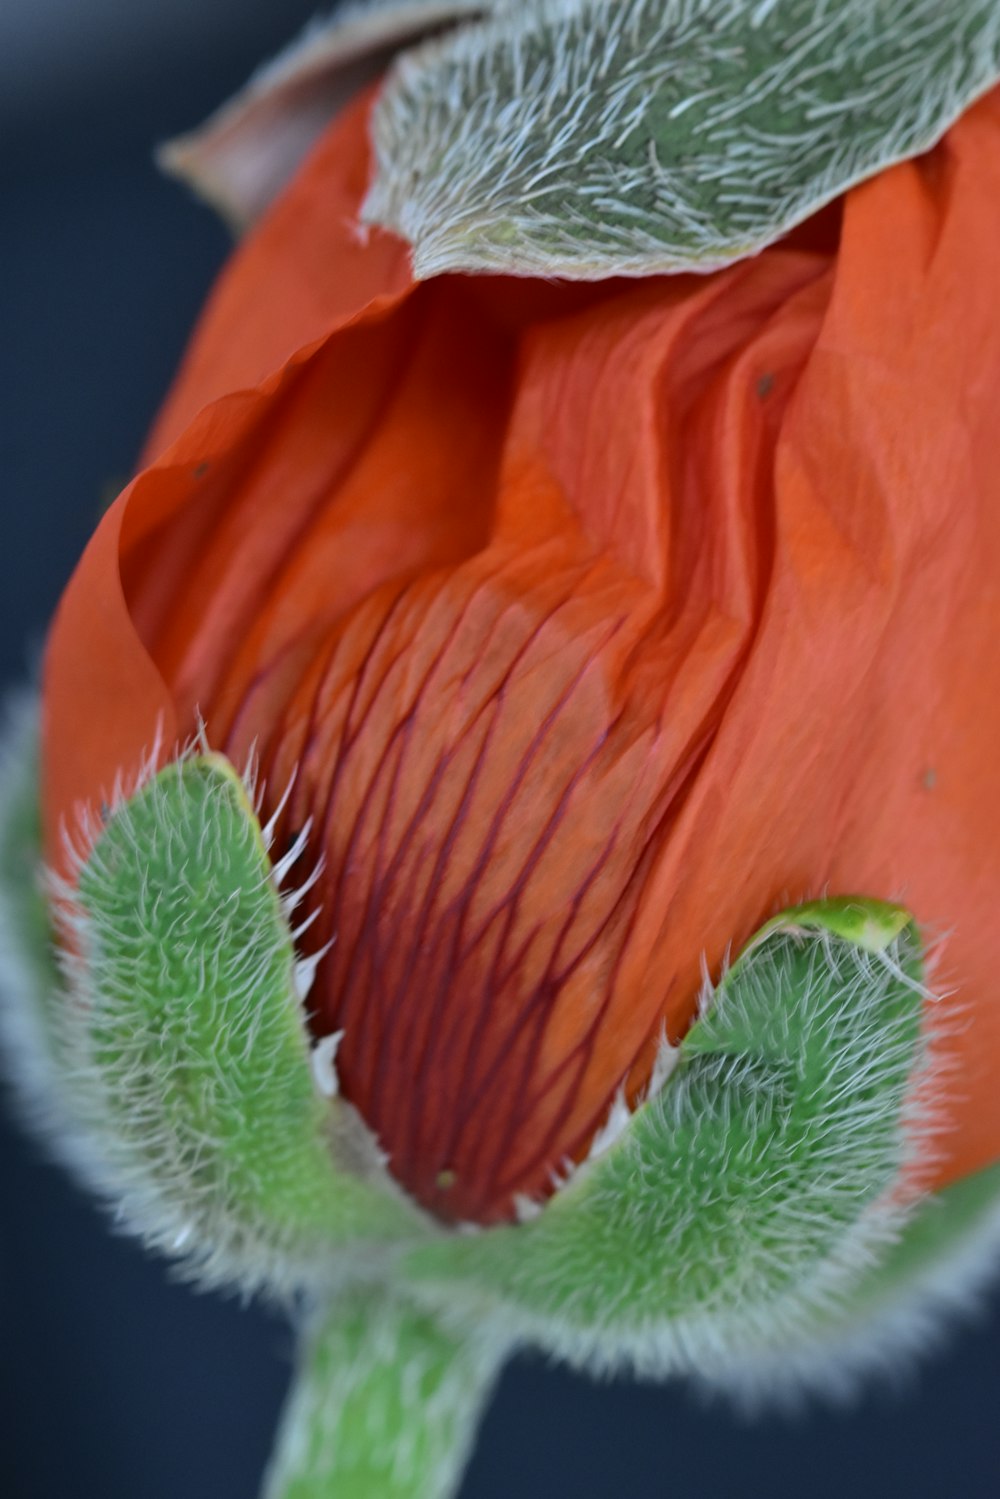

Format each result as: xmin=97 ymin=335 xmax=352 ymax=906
xmin=50 ymin=753 xmax=429 ymax=1297
xmin=364 ymin=0 xmax=1000 ymax=278
xmin=399 ymin=899 xmax=939 ymax=1387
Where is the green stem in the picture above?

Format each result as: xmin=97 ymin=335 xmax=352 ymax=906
xmin=263 ymin=1289 xmax=507 ymax=1499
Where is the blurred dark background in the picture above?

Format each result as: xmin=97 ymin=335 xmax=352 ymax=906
xmin=2 ymin=3 xmax=999 ymax=1495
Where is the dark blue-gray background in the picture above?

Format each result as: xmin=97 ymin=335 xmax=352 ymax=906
xmin=2 ymin=4 xmax=999 ymax=1494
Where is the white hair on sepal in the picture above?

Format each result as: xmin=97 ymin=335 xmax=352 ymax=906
xmin=289 ymin=905 xmax=325 ymax=947
xmin=192 ymin=710 xmax=212 ymax=758
xmin=750 ymin=0 xmax=781 ymax=26
xmin=53 ymin=712 xmax=169 ymax=885
xmin=513 ymin=1192 xmax=543 ymax=1224
xmin=271 ymin=820 xmax=315 ymax=887
xmin=577 ymin=1028 xmax=681 ymax=1176
xmin=252 ymin=764 xmax=332 ymax=948
xmin=644 ymin=1024 xmax=679 ymax=1100
xmin=694 ymin=945 xmax=720 ymax=1021
xmin=547 ymin=1155 xmax=579 ymax=1196
xmin=296 ymin=939 xmax=336 ymax=1006
xmin=258 ymin=757 xmax=297 ymax=848
xmin=585 ymin=1084 xmax=634 ymax=1164
xmin=310 ymin=1030 xmax=344 ymax=1098
xmin=280 ymin=854 xmax=325 ymax=919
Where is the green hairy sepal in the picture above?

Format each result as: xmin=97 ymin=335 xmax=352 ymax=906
xmin=364 ymin=0 xmax=1000 ymax=278
xmin=16 ymin=746 xmax=429 ymax=1296
xmin=399 ymin=900 xmax=937 ymax=1387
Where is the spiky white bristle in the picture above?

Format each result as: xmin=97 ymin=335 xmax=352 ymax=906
xmin=311 ymin=1031 xmax=344 ymax=1098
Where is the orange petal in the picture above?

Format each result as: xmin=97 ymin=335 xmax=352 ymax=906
xmin=43 ymin=495 xmax=178 ymax=869
xmin=622 ymin=90 xmax=1000 ymax=1197
xmin=207 ymin=249 xmax=834 ymax=1222
xmin=143 ymin=87 xmax=413 ymax=461
xmin=43 ymin=91 xmax=415 ymax=868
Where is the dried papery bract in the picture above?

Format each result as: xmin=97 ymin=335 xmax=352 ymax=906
xmin=159 ymin=0 xmax=491 ymax=228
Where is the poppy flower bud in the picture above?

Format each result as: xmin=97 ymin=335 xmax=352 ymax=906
xmin=6 ymin=2 xmax=1000 ymax=1494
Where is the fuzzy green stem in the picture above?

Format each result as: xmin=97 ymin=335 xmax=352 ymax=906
xmin=263 ymin=1290 xmax=507 ymax=1499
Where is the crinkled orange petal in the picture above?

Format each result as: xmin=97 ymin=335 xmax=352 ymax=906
xmin=142 ymin=86 xmax=412 ymax=461
xmin=43 ymin=91 xmax=415 ymax=865
xmin=43 ymin=496 xmax=179 ymax=866
xmin=212 ymin=248 xmax=834 ymax=1221
xmin=43 ymin=86 xmax=1000 ymax=1225
xmin=621 ymin=93 xmax=1000 ymax=1198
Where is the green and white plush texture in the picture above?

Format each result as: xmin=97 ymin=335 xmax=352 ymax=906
xmin=734 ymin=1161 xmax=1000 ymax=1407
xmin=399 ymin=902 xmax=936 ymax=1386
xmin=4 ymin=705 xmax=1000 ymax=1498
xmin=263 ymin=1290 xmax=505 ymax=1499
xmin=48 ymin=752 xmax=430 ymax=1295
xmin=363 ymin=0 xmax=1000 ymax=277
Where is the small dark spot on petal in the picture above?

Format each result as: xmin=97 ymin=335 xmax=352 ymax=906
xmin=757 ymin=372 xmax=775 ymax=400
xmin=922 ymin=767 xmax=937 ymax=791
xmin=192 ymin=462 xmax=211 ymax=480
